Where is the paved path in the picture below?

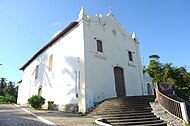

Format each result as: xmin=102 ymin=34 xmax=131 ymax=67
xmin=0 ymin=104 xmax=49 ymax=126
xmin=20 ymin=105 xmax=98 ymax=126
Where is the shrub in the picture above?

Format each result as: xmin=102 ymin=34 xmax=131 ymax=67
xmin=0 ymin=94 xmax=16 ymax=104
xmin=28 ymin=95 xmax=45 ymax=109
xmin=4 ymin=94 xmax=16 ymax=103
xmin=0 ymin=96 xmax=5 ymax=104
xmin=48 ymin=101 xmax=54 ymax=110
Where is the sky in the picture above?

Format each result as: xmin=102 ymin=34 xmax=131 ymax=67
xmin=0 ymin=0 xmax=190 ymax=83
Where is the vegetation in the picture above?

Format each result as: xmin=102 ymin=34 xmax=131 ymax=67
xmin=145 ymin=54 xmax=190 ymax=101
xmin=48 ymin=101 xmax=54 ymax=110
xmin=28 ymin=95 xmax=45 ymax=109
xmin=0 ymin=78 xmax=18 ymax=104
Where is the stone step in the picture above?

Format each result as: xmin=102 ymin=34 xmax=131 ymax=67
xmin=104 ymin=114 xmax=157 ymax=120
xmin=97 ymin=104 xmax=151 ymax=109
xmin=96 ymin=103 xmax=150 ymax=107
xmin=93 ymin=111 xmax=154 ymax=116
xmin=124 ymin=122 xmax=167 ymax=126
xmin=93 ymin=112 xmax=155 ymax=118
xmin=107 ymin=98 xmax=155 ymax=102
xmin=105 ymin=99 xmax=154 ymax=102
xmin=111 ymin=119 xmax=165 ymax=125
xmin=95 ymin=106 xmax=152 ymax=111
xmin=93 ymin=110 xmax=152 ymax=115
xmin=94 ymin=109 xmax=152 ymax=114
xmin=91 ymin=96 xmax=167 ymax=126
xmin=108 ymin=117 xmax=160 ymax=123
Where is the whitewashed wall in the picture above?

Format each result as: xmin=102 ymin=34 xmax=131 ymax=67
xmin=82 ymin=13 xmax=144 ymax=106
xmin=18 ymin=22 xmax=86 ymax=111
xmin=143 ymin=72 xmax=154 ymax=95
xmin=18 ymin=8 xmax=145 ymax=113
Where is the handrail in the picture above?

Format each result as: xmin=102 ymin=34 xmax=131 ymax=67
xmin=155 ymin=84 xmax=189 ymax=123
xmin=156 ymin=88 xmax=182 ymax=119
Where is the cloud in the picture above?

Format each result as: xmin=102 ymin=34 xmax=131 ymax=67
xmin=51 ymin=22 xmax=60 ymax=26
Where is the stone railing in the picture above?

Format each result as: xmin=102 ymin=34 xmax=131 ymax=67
xmin=155 ymin=84 xmax=189 ymax=123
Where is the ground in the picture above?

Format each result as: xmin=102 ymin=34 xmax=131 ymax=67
xmin=0 ymin=104 xmax=98 ymax=126
xmin=0 ymin=104 xmax=48 ymax=126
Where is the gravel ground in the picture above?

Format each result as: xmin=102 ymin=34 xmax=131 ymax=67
xmin=150 ymin=102 xmax=187 ymax=126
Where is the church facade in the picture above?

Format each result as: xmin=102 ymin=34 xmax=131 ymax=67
xmin=17 ymin=7 xmax=150 ymax=112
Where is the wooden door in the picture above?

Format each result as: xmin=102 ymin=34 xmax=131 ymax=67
xmin=114 ymin=67 xmax=125 ymax=97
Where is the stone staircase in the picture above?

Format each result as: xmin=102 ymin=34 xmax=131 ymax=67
xmin=91 ymin=96 xmax=167 ymax=126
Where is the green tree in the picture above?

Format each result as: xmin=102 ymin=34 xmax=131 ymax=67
xmin=0 ymin=78 xmax=7 ymax=96
xmin=149 ymin=54 xmax=160 ymax=61
xmin=146 ymin=58 xmax=164 ymax=83
xmin=3 ymin=81 xmax=15 ymax=96
xmin=0 ymin=78 xmax=18 ymax=104
xmin=145 ymin=55 xmax=190 ymax=100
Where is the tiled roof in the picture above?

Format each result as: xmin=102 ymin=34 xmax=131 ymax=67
xmin=20 ymin=21 xmax=78 ymax=70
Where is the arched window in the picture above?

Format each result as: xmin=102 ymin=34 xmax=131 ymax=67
xmin=128 ymin=51 xmax=133 ymax=62
xmin=35 ymin=65 xmax=39 ymax=79
xmin=147 ymin=83 xmax=152 ymax=95
xmin=38 ymin=86 xmax=42 ymax=96
xmin=49 ymin=54 xmax=53 ymax=71
xmin=97 ymin=40 xmax=103 ymax=52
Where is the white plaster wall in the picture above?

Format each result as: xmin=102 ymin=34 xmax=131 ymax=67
xmin=83 ymin=14 xmax=144 ymax=105
xmin=18 ymin=10 xmax=145 ymax=113
xmin=144 ymin=72 xmax=154 ymax=95
xmin=18 ymin=23 xmax=85 ymax=110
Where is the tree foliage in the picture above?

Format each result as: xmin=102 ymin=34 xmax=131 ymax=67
xmin=0 ymin=78 xmax=18 ymax=104
xmin=149 ymin=54 xmax=160 ymax=61
xmin=145 ymin=55 xmax=190 ymax=100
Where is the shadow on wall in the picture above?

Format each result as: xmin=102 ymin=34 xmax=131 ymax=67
xmin=31 ymin=53 xmax=54 ymax=89
xmin=62 ymin=56 xmax=80 ymax=96
xmin=62 ymin=56 xmax=95 ymax=112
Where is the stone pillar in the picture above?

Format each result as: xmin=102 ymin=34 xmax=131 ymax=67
xmin=180 ymin=102 xmax=189 ymax=124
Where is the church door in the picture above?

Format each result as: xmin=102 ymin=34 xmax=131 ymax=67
xmin=114 ymin=67 xmax=125 ymax=97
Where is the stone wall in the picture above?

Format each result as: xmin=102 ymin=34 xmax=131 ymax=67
xmin=158 ymin=84 xmax=174 ymax=95
xmin=59 ymin=104 xmax=78 ymax=112
xmin=43 ymin=103 xmax=78 ymax=113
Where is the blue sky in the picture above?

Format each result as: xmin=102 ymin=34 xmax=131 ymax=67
xmin=0 ymin=0 xmax=190 ymax=83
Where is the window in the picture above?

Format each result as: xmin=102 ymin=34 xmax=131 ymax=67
xmin=35 ymin=65 xmax=39 ymax=79
xmin=97 ymin=40 xmax=103 ymax=52
xmin=49 ymin=54 xmax=53 ymax=71
xmin=128 ymin=51 xmax=133 ymax=62
xmin=38 ymin=86 xmax=42 ymax=96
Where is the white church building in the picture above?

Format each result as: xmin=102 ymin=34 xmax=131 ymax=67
xmin=17 ymin=7 xmax=153 ymax=112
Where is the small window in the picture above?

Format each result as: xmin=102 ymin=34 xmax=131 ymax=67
xmin=128 ymin=51 xmax=133 ymax=62
xmin=38 ymin=86 xmax=42 ymax=96
xmin=97 ymin=40 xmax=103 ymax=52
xmin=35 ymin=65 xmax=39 ymax=79
xmin=49 ymin=54 xmax=53 ymax=71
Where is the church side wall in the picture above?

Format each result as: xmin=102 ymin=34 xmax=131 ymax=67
xmin=18 ymin=23 xmax=85 ymax=112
